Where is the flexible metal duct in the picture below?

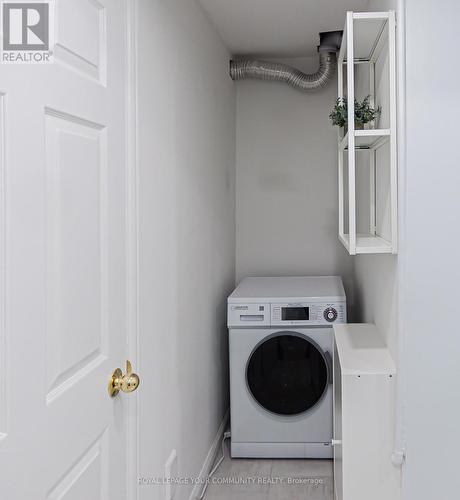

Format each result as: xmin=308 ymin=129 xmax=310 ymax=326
xmin=230 ymin=30 xmax=342 ymax=92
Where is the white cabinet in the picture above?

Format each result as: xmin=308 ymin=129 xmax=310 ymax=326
xmin=338 ymin=12 xmax=398 ymax=254
xmin=333 ymin=324 xmax=400 ymax=500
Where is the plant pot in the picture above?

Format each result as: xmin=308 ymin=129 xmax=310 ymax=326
xmin=344 ymin=122 xmax=365 ymax=135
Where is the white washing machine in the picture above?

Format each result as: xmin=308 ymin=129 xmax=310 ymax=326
xmin=228 ymin=276 xmax=346 ymax=459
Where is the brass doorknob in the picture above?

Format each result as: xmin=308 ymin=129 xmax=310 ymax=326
xmin=108 ymin=360 xmax=140 ymax=397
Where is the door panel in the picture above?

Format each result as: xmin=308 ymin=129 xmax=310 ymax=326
xmin=47 ymin=430 xmax=108 ymax=500
xmin=55 ymin=0 xmax=107 ymax=83
xmin=0 ymin=1 xmax=129 ymax=498
xmin=45 ymin=110 xmax=108 ymax=399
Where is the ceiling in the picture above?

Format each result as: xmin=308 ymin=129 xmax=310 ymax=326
xmin=197 ymin=0 xmax=371 ymax=57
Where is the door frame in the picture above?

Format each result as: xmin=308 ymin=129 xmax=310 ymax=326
xmin=125 ymin=1 xmax=139 ymax=498
xmin=0 ymin=92 xmax=5 ymax=444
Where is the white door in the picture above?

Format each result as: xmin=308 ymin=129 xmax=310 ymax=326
xmin=0 ymin=0 xmax=134 ymax=498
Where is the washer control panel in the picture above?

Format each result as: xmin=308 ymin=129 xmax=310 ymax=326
xmin=271 ymin=302 xmax=346 ymax=326
xmin=228 ymin=301 xmax=346 ymax=327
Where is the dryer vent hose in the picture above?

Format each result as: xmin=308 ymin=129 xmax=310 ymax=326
xmin=229 ymin=30 xmax=343 ymax=93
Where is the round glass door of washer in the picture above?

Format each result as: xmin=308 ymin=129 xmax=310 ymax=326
xmin=246 ymin=333 xmax=328 ymax=416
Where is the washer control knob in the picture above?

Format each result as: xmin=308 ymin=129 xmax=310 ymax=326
xmin=324 ymin=307 xmax=338 ymax=322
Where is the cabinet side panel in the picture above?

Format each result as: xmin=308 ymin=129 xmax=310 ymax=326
xmin=333 ymin=342 xmax=343 ymax=500
xmin=342 ymin=375 xmax=399 ymax=500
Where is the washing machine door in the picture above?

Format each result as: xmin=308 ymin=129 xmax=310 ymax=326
xmin=246 ymin=332 xmax=329 ymax=416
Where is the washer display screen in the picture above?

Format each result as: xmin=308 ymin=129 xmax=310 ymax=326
xmin=246 ymin=333 xmax=328 ymax=416
xmin=281 ymin=307 xmax=309 ymax=321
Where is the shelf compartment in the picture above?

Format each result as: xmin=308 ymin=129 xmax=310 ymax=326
xmin=339 ymin=13 xmax=389 ymax=64
xmin=339 ymin=233 xmax=393 ymax=254
xmin=340 ymin=129 xmax=390 ymax=150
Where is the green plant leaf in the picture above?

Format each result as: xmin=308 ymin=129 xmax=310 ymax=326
xmin=329 ymin=95 xmax=380 ymax=128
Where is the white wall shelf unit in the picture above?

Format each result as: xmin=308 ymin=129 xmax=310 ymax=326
xmin=338 ymin=11 xmax=397 ymax=255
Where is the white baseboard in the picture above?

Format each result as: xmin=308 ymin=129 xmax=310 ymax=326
xmin=189 ymin=409 xmax=229 ymax=500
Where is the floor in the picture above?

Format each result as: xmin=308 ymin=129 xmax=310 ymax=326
xmin=203 ymin=443 xmax=334 ymax=500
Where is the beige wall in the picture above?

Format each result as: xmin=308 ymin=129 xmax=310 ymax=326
xmin=353 ymin=8 xmax=399 ymax=357
xmin=403 ymin=0 xmax=460 ymax=498
xmin=235 ymin=56 xmax=355 ymax=309
xmin=136 ymin=1 xmax=236 ymax=498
